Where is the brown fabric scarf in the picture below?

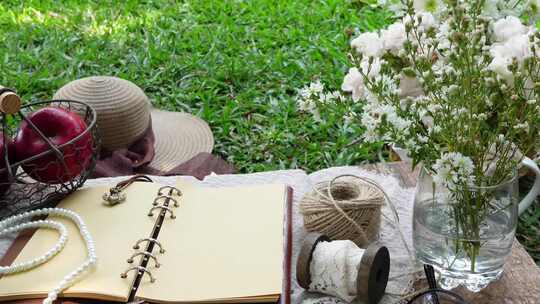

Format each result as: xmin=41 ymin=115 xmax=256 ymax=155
xmin=92 ymin=125 xmax=234 ymax=180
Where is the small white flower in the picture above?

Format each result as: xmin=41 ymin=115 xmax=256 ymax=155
xmin=426 ymin=102 xmax=441 ymax=112
xmin=491 ymin=34 xmax=532 ymax=63
xmin=341 ymin=58 xmax=382 ymax=101
xmin=432 ymin=60 xmax=445 ymax=75
xmin=514 ymin=122 xmax=530 ymax=133
xmin=297 ymin=96 xmax=313 ymax=112
xmin=360 ymin=111 xmax=382 ymax=143
xmin=381 ymin=22 xmax=407 ymax=54
xmin=296 ymin=81 xmax=329 ymax=119
xmin=488 ymin=54 xmax=513 ymax=82
xmin=362 ymin=57 xmax=382 ymax=78
xmin=309 ymin=80 xmax=324 ymax=94
xmin=429 ymin=125 xmax=442 ymax=134
xmin=417 ymin=135 xmax=429 ymax=143
xmin=421 ymin=115 xmax=434 ymax=128
xmin=404 ymin=12 xmax=436 ymax=32
xmin=341 ymin=67 xmax=364 ymax=102
xmin=492 ymin=16 xmax=528 ymax=42
xmin=320 ymin=93 xmax=331 ymax=104
xmin=375 ymin=74 xmax=399 ymax=94
xmin=351 ymin=32 xmax=384 ymax=57
xmin=299 ymin=87 xmax=311 ymax=99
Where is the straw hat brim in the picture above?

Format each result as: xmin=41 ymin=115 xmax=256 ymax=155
xmin=149 ymin=110 xmax=214 ymax=172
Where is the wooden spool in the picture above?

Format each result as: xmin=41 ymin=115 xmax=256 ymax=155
xmin=0 ymin=86 xmax=22 ymax=114
xmin=296 ymin=232 xmax=390 ymax=304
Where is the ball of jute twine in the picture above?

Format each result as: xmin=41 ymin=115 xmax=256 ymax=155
xmin=300 ymin=174 xmax=386 ymax=247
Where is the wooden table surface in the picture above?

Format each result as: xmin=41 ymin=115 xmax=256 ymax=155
xmin=362 ymin=162 xmax=540 ymax=304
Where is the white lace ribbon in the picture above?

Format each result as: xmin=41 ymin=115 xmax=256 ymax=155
xmin=309 ymin=240 xmax=365 ymax=302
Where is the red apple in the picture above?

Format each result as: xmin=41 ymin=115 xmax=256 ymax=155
xmin=14 ymin=107 xmax=93 ymax=183
xmin=0 ymin=136 xmax=15 ymax=195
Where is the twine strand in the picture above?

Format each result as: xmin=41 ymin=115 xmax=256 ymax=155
xmin=315 ymin=180 xmax=371 ymax=245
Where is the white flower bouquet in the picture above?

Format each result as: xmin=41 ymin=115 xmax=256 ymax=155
xmin=348 ymin=0 xmax=540 ymax=283
xmin=297 ymin=0 xmax=540 ymax=287
xmin=344 ymin=0 xmax=539 ymax=188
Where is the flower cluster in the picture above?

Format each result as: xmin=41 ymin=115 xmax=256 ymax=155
xmin=488 ymin=16 xmax=533 ymax=82
xmin=353 ymin=1 xmax=540 ymax=191
xmin=381 ymin=0 xmax=540 ymax=22
xmin=297 ymin=80 xmax=345 ymax=121
xmin=297 ymin=0 xmax=540 ymax=193
xmin=432 ymin=152 xmax=475 ymax=190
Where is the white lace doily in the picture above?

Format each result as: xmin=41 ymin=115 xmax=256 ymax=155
xmin=0 ymin=167 xmax=416 ymax=304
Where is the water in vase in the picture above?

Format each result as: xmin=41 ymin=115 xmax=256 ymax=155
xmin=413 ymin=199 xmax=516 ymax=292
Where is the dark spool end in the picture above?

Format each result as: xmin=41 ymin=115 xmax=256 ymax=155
xmin=356 ymin=244 xmax=390 ymax=304
xmin=296 ymin=232 xmax=331 ymax=290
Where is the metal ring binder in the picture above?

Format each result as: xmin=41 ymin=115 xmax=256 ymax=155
xmin=119 ymin=183 xmax=183 ymax=302
xmin=152 ymin=195 xmax=179 ymax=207
xmin=157 ymin=186 xmax=182 ymax=197
xmin=148 ymin=205 xmax=176 ymax=219
xmin=127 ymin=251 xmax=161 ymax=268
xmin=133 ymin=238 xmax=165 ymax=254
xmin=120 ymin=266 xmax=156 ymax=283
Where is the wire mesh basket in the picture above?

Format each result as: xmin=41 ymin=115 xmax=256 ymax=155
xmin=0 ymin=88 xmax=100 ymax=219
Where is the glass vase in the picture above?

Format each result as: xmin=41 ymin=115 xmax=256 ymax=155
xmin=413 ymin=157 xmax=540 ymax=292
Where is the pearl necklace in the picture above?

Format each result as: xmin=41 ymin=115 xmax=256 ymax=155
xmin=0 ymin=208 xmax=97 ymax=304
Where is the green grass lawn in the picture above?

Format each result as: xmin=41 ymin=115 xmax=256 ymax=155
xmin=0 ymin=0 xmax=538 ymax=263
xmin=0 ymin=0 xmax=394 ymax=173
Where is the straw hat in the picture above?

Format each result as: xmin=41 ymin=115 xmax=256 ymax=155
xmin=53 ymin=76 xmax=214 ymax=172
xmin=149 ymin=110 xmax=214 ymax=172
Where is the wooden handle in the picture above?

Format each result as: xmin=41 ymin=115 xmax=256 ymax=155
xmin=0 ymin=86 xmax=21 ymax=114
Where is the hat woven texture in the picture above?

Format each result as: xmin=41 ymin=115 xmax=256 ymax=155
xmin=150 ymin=110 xmax=214 ymax=172
xmin=54 ymin=76 xmax=214 ymax=172
xmin=54 ymin=76 xmax=150 ymax=150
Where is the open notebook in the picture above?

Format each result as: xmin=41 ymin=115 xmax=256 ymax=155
xmin=0 ymin=180 xmax=293 ymax=303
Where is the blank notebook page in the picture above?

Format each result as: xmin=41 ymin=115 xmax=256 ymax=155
xmin=137 ymin=180 xmax=286 ymax=303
